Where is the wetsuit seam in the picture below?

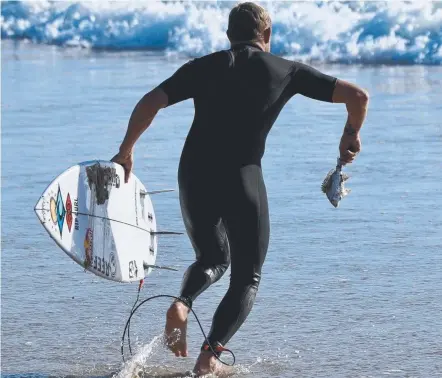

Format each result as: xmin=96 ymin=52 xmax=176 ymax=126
xmin=263 ymin=64 xmax=297 ymax=112
xmin=256 ymin=167 xmax=262 ymax=258
xmin=289 ymin=62 xmax=299 ymax=95
xmin=227 ymin=50 xmax=235 ymax=68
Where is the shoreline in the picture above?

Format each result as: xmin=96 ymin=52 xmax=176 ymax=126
xmin=2 ymin=40 xmax=442 ymax=67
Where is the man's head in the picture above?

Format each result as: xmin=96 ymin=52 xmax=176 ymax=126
xmin=227 ymin=2 xmax=272 ymax=52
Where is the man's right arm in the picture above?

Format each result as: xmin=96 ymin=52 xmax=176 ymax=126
xmin=118 ymin=59 xmax=199 ymax=155
xmin=112 ymin=59 xmax=199 ymax=182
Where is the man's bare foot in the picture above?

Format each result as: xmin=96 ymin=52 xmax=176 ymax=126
xmin=164 ymin=301 xmax=189 ymax=357
xmin=193 ymin=351 xmax=228 ymax=377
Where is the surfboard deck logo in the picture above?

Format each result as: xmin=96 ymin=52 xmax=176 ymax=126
xmin=66 ymin=193 xmax=73 ymax=232
xmin=56 ymin=185 xmax=66 ymax=236
xmin=84 ymin=228 xmax=93 ymax=268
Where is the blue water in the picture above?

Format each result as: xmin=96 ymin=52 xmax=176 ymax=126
xmin=2 ymin=2 xmax=442 ymax=378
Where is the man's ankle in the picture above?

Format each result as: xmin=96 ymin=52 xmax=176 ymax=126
xmin=175 ymin=295 xmax=192 ymax=309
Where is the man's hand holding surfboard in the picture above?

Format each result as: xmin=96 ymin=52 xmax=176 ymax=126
xmin=111 ymin=150 xmax=134 ymax=184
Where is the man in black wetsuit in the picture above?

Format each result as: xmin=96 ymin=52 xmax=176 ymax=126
xmin=112 ymin=2 xmax=369 ymax=375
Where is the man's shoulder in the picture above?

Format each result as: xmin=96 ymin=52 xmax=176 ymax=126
xmin=259 ymin=51 xmax=295 ymax=66
xmin=190 ymin=50 xmax=233 ymax=69
xmin=237 ymin=48 xmax=293 ymax=68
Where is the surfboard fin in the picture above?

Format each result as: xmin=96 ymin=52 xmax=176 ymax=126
xmin=143 ymin=263 xmax=179 ymax=272
xmin=152 ymin=231 xmax=184 ymax=235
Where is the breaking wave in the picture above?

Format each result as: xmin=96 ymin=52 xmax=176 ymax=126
xmin=1 ymin=1 xmax=442 ymax=64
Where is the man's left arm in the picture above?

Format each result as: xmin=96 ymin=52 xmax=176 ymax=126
xmin=290 ymin=62 xmax=369 ymax=165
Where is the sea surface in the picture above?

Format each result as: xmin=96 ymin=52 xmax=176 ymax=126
xmin=1 ymin=2 xmax=442 ymax=378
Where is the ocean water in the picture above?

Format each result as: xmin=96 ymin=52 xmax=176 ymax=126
xmin=1 ymin=2 xmax=442 ymax=378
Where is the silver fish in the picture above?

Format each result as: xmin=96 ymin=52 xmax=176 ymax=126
xmin=321 ymin=158 xmax=351 ymax=208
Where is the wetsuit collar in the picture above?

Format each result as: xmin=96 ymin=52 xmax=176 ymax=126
xmin=231 ymin=41 xmax=264 ymax=51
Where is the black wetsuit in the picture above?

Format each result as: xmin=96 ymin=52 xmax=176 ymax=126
xmin=158 ymin=42 xmax=337 ymax=351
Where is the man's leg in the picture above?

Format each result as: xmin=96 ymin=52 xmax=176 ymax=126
xmin=165 ymin=171 xmax=230 ymax=357
xmin=193 ymin=164 xmax=270 ymax=375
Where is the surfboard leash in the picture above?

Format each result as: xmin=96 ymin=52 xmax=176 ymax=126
xmin=121 ymin=282 xmax=236 ymax=367
xmin=124 ymin=279 xmax=145 ymax=356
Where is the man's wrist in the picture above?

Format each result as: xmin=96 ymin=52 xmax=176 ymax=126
xmin=343 ymin=122 xmax=359 ymax=137
xmin=119 ymin=144 xmax=133 ymax=157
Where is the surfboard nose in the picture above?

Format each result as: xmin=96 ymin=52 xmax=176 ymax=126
xmin=34 ymin=196 xmax=45 ymax=224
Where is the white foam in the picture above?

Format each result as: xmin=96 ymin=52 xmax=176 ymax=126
xmin=2 ymin=1 xmax=441 ymax=64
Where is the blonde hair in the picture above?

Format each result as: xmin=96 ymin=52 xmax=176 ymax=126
xmin=227 ymin=2 xmax=272 ymax=42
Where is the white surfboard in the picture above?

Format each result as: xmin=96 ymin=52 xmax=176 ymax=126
xmin=34 ymin=160 xmax=161 ymax=283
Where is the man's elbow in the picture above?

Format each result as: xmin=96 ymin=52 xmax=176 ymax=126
xmin=355 ymin=88 xmax=369 ymax=107
xmin=333 ymin=79 xmax=369 ymax=108
xmin=345 ymin=86 xmax=369 ymax=112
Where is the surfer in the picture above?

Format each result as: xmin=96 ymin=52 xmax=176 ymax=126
xmin=112 ymin=2 xmax=368 ymax=375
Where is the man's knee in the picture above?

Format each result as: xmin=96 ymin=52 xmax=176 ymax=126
xmin=192 ymin=256 xmax=230 ymax=285
xmin=231 ymin=271 xmax=261 ymax=290
xmin=204 ymin=260 xmax=230 ymax=284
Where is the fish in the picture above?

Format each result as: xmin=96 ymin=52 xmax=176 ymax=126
xmin=321 ymin=158 xmax=351 ymax=208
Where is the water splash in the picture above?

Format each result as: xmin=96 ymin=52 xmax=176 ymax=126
xmin=1 ymin=1 xmax=442 ymax=64
xmin=114 ymin=334 xmax=164 ymax=378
